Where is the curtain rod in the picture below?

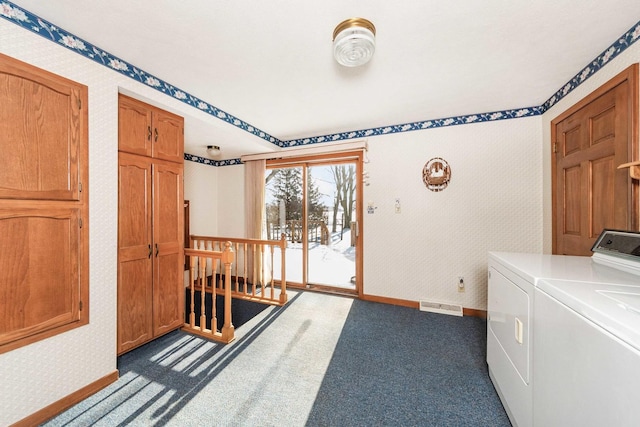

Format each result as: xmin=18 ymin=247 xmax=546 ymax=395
xmin=240 ymin=140 xmax=367 ymax=162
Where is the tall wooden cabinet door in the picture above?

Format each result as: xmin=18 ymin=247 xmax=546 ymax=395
xmin=118 ymin=95 xmax=152 ymax=157
xmin=152 ymin=161 xmax=184 ymax=336
xmin=117 ymin=153 xmax=153 ymax=354
xmin=152 ymin=109 xmax=184 ymax=163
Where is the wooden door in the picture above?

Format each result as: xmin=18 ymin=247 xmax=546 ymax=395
xmin=152 ymin=160 xmax=184 ymax=336
xmin=152 ymin=109 xmax=184 ymax=163
xmin=117 ymin=152 xmax=153 ymax=354
xmin=118 ymin=94 xmax=152 ymax=157
xmin=552 ymin=65 xmax=638 ymax=255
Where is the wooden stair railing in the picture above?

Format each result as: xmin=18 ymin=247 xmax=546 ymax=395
xmin=182 ymin=242 xmax=235 ymax=343
xmin=190 ymin=234 xmax=288 ymax=306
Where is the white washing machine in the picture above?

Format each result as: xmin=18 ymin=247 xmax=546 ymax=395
xmin=533 ymin=231 xmax=640 ymax=426
xmin=487 ymin=230 xmax=640 ymax=427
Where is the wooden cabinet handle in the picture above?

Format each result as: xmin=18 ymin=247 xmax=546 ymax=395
xmin=154 ymin=128 xmax=158 ymax=142
xmin=148 ymin=244 xmax=152 ymax=258
xmin=147 ymin=125 xmax=152 ymax=141
xmin=155 ymin=243 xmax=159 ymax=257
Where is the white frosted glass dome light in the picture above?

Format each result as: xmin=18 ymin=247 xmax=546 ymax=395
xmin=333 ymin=18 xmax=376 ymax=67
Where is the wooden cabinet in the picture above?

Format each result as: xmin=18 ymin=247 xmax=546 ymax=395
xmin=118 ymin=94 xmax=184 ymax=163
xmin=0 ymin=53 xmax=89 ymax=355
xmin=117 ymin=95 xmax=184 ymax=355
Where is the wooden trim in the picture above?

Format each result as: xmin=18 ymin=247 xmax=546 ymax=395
xmin=463 ymin=308 xmax=487 ymax=319
xmin=360 ymin=293 xmax=420 ymax=309
xmin=266 ymin=151 xmax=363 ymax=168
xmin=245 ymin=140 xmax=367 ymax=162
xmin=12 ymin=370 xmax=119 ymax=427
xmin=288 ymin=282 xmax=358 ymax=297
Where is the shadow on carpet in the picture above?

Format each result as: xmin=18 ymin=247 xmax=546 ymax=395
xmin=184 ymin=289 xmax=270 ymax=330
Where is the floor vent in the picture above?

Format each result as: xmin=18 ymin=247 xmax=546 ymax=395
xmin=419 ymin=300 xmax=463 ymax=317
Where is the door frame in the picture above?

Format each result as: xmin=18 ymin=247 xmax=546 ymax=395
xmin=266 ymin=150 xmax=364 ymax=297
xmin=551 ymin=64 xmax=639 ymax=253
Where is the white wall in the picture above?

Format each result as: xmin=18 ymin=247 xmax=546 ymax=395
xmin=214 ymin=118 xmax=543 ymax=310
xmin=216 ymin=165 xmax=246 ymax=238
xmin=541 ymin=41 xmax=640 ymax=252
xmin=0 ymin=18 xmax=226 ymax=425
xmin=363 ymin=117 xmax=543 ymax=309
xmin=184 ymin=161 xmax=219 ymax=236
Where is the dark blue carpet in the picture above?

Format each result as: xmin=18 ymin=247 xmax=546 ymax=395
xmin=304 ymin=300 xmax=510 ymax=426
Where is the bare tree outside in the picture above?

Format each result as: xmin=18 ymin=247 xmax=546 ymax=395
xmin=331 ymin=165 xmax=356 ymax=232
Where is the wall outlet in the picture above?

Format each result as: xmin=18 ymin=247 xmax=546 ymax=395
xmin=458 ymin=276 xmax=465 ymax=292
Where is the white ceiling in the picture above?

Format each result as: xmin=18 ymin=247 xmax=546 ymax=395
xmin=10 ymin=1 xmax=640 ymax=159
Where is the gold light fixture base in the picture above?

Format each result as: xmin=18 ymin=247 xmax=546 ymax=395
xmin=332 ymin=18 xmax=376 ymax=41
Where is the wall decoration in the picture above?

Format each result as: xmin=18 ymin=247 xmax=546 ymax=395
xmin=422 ymin=157 xmax=451 ymax=192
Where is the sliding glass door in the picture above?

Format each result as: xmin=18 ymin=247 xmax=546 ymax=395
xmin=264 ymin=153 xmax=362 ymax=294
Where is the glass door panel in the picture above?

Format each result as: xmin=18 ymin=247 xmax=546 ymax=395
xmin=306 ymin=163 xmax=356 ymax=289
xmin=265 ymin=166 xmax=303 ymax=284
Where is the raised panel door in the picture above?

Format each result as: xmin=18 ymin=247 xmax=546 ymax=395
xmin=152 ymin=161 xmax=184 ymax=335
xmin=117 ymin=153 xmax=153 ymax=354
xmin=118 ymin=94 xmax=152 ymax=157
xmin=0 ymin=208 xmax=81 ymax=348
xmin=152 ymin=109 xmax=184 ymax=163
xmin=553 ymin=65 xmax=638 ymax=255
xmin=0 ymin=53 xmax=83 ymax=201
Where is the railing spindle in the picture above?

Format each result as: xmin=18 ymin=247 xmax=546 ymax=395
xmin=199 ymin=256 xmax=206 ymax=332
xmin=211 ymin=256 xmax=218 ymax=334
xmin=189 ymin=254 xmax=196 ymax=327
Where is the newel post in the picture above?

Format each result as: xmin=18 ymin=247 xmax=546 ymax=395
xmin=220 ymin=241 xmax=235 ymax=342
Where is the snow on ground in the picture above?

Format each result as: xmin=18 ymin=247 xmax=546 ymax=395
xmin=272 ymin=229 xmax=355 ymax=288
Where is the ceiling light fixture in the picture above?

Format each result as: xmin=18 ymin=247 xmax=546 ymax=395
xmin=206 ymin=145 xmax=221 ymax=157
xmin=332 ymin=18 xmax=376 ymax=67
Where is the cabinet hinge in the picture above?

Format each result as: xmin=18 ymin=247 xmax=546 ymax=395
xmin=79 ymin=218 xmax=83 ymax=228
xmin=553 ymin=142 xmax=558 ymax=153
xmin=79 ymin=301 xmax=83 ymax=311
xmin=79 ymin=182 xmax=82 ymax=192
xmin=77 ymin=98 xmax=82 ymax=109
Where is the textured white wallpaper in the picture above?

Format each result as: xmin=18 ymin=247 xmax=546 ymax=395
xmin=216 ymin=165 xmax=246 ymax=238
xmin=0 ymin=19 xmax=119 ymax=425
xmin=363 ymin=117 xmax=543 ymax=309
xmin=184 ymin=161 xmax=219 ymax=236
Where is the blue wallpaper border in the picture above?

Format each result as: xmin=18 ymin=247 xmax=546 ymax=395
xmin=2 ymin=2 xmax=639 ymax=167
xmin=0 ymin=1 xmax=282 ymax=148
